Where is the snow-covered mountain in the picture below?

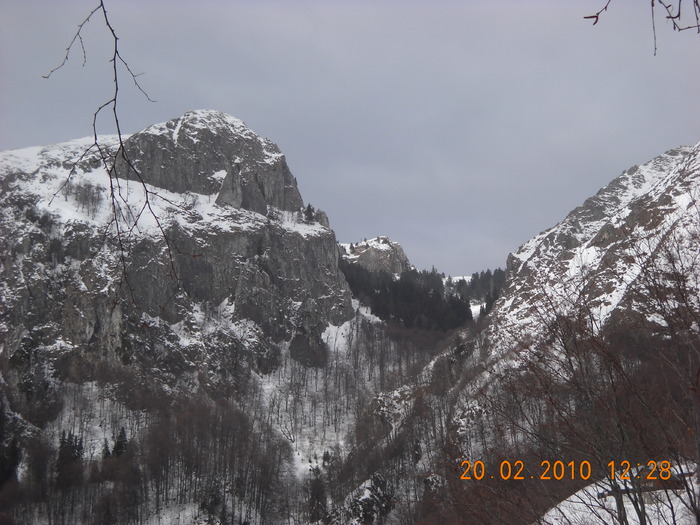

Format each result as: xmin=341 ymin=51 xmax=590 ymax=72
xmin=0 ymin=111 xmax=440 ymax=524
xmin=1 ymin=111 xmax=698 ymax=524
xmin=488 ymin=143 xmax=700 ymax=356
xmin=440 ymin=142 xmax=700 ymax=524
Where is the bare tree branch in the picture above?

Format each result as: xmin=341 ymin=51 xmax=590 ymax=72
xmin=658 ymin=0 xmax=700 ymax=31
xmin=584 ymin=0 xmax=613 ymax=26
xmin=42 ymin=1 xmax=182 ymax=312
xmin=586 ymin=0 xmax=700 ymax=54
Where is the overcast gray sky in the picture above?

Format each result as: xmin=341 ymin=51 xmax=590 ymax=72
xmin=1 ymin=1 xmax=699 ymax=275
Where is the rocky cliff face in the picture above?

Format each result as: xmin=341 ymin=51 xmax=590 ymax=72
xmin=340 ymin=236 xmax=413 ymax=275
xmin=116 ymin=109 xmax=303 ymax=214
xmin=438 ymin=142 xmax=700 ymax=523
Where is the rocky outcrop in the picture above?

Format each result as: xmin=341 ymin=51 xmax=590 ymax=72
xmin=340 ymin=236 xmax=413 ymax=275
xmin=116 ymin=109 xmax=304 ymax=214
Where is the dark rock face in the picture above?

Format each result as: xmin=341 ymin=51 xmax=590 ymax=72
xmin=116 ymin=110 xmax=304 ymax=214
xmin=124 ymin=208 xmax=353 ymax=338
xmin=289 ymin=330 xmax=328 ymax=368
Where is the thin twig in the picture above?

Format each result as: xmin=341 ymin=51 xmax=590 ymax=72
xmin=584 ymin=0 xmax=613 ymax=25
xmin=659 ymin=0 xmax=700 ymax=31
xmin=42 ymin=4 xmax=101 ymax=78
xmin=653 ymin=0 xmax=659 ymax=56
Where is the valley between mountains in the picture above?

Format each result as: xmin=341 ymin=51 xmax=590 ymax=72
xmin=1 ymin=110 xmax=698 ymax=524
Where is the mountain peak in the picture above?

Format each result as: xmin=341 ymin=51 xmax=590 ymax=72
xmin=140 ymin=110 xmax=251 ymax=144
xmin=118 ymin=110 xmax=302 ymax=214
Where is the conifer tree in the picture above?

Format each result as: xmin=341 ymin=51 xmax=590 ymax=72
xmin=308 ymin=466 xmax=327 ymax=522
xmin=55 ymin=431 xmax=83 ymax=489
xmin=102 ymin=438 xmax=111 ymax=459
xmin=112 ymin=427 xmax=128 ymax=457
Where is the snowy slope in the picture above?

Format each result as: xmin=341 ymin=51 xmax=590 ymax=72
xmin=488 ymin=142 xmax=700 ymax=357
xmin=540 ymin=464 xmax=697 ymax=525
xmin=0 ymin=137 xmax=325 ymax=241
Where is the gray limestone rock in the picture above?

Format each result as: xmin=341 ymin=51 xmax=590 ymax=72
xmin=341 ymin=236 xmax=413 ymax=275
xmin=116 ymin=109 xmax=304 ymax=214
